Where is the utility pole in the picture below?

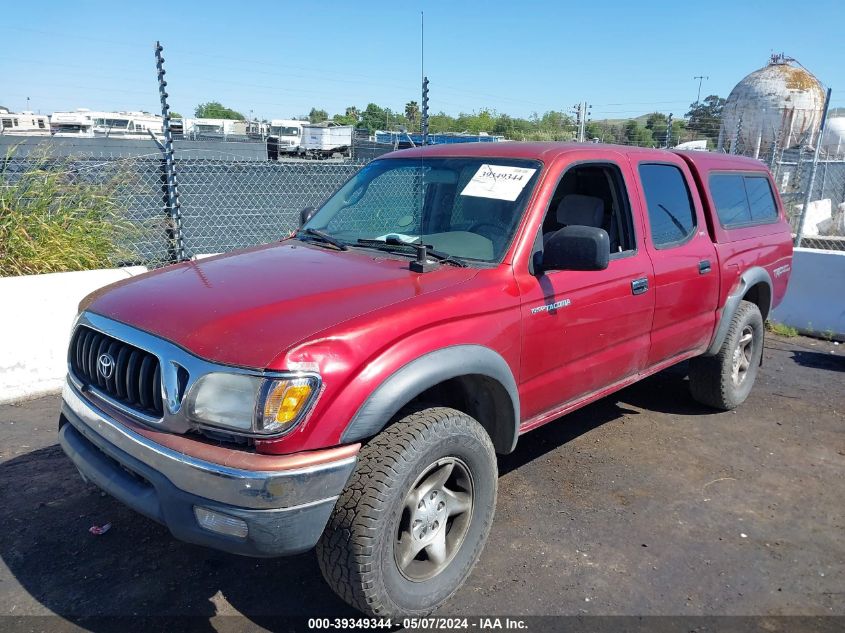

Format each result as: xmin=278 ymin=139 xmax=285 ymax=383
xmin=572 ymin=102 xmax=589 ymax=142
xmin=693 ymin=75 xmax=709 ymax=104
xmin=583 ymin=102 xmax=591 ymax=142
xmin=572 ymin=103 xmax=582 ymax=141
xmin=571 ymin=101 xmax=590 ymax=142
xmin=665 ymin=113 xmax=673 ymax=149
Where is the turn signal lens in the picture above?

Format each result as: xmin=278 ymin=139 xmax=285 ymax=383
xmin=259 ymin=378 xmax=317 ymax=434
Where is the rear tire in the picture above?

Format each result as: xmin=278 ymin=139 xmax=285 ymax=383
xmin=316 ymin=407 xmax=497 ymax=617
xmin=689 ymin=300 xmax=764 ymax=410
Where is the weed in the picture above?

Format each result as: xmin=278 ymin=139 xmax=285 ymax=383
xmin=0 ymin=148 xmax=137 ymax=276
xmin=766 ymin=321 xmax=799 ymax=337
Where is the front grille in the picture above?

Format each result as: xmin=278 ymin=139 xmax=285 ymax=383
xmin=70 ymin=326 xmax=163 ymax=417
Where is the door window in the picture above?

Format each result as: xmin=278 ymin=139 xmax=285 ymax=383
xmin=638 ymin=164 xmax=696 ymax=248
xmin=541 ymin=163 xmax=636 ymax=257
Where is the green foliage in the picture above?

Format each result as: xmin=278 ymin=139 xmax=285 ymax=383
xmin=623 ymin=120 xmax=654 ymax=146
xmin=169 ymin=111 xmax=183 ymax=119
xmin=686 ymin=95 xmax=725 ymax=143
xmin=405 ymin=101 xmax=420 ymax=130
xmin=585 ymin=121 xmax=623 ymax=144
xmin=325 ymin=95 xmax=724 ymax=145
xmin=194 ymin=101 xmax=244 ymax=120
xmin=0 ymin=151 xmax=136 ymax=276
xmin=309 ymin=107 xmax=329 ymax=123
xmin=766 ymin=321 xmax=798 ymax=338
xmin=333 ymin=106 xmax=360 ymax=126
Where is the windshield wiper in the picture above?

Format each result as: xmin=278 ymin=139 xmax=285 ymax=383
xmin=657 ymin=203 xmax=687 ymax=236
xmin=299 ymin=228 xmax=348 ymax=251
xmin=356 ymin=238 xmax=468 ymax=267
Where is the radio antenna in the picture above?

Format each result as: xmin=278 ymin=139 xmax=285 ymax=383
xmin=416 ymin=10 xmax=426 ymax=249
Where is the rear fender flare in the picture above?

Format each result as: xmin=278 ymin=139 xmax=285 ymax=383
xmin=705 ymin=266 xmax=772 ymax=356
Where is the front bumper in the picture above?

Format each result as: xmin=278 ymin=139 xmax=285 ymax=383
xmin=58 ymin=381 xmax=357 ymax=557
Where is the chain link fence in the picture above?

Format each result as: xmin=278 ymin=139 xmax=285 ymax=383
xmin=772 ymin=150 xmax=845 ymax=251
xmin=2 ymin=127 xmax=843 ymax=276
xmin=1 ymin=147 xmax=365 ymax=270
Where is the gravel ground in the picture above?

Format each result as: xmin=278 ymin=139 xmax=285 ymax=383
xmin=0 ymin=334 xmax=843 ymax=630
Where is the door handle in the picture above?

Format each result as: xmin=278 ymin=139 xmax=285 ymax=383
xmin=699 ymin=260 xmax=712 ymax=274
xmin=631 ymin=277 xmax=649 ymax=295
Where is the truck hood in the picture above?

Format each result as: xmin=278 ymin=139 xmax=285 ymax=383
xmin=83 ymin=242 xmax=478 ymax=368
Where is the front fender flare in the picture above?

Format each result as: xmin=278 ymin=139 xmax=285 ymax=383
xmin=340 ymin=345 xmax=520 ymax=452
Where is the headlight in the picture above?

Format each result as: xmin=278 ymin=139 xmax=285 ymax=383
xmin=185 ymin=372 xmax=320 ymax=437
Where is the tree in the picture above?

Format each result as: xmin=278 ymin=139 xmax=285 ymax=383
xmin=622 ymin=120 xmax=654 ymax=147
xmin=193 ymin=101 xmax=244 ymax=120
xmin=646 ymin=112 xmax=669 ymax=146
xmin=645 ymin=112 xmax=668 ymax=132
xmin=169 ymin=111 xmax=183 ymax=119
xmin=686 ymin=95 xmax=725 ymax=141
xmin=404 ymin=101 xmax=420 ymax=130
xmin=309 ymin=108 xmax=329 ymax=123
xmin=586 ymin=121 xmax=624 ymax=144
xmin=359 ymin=103 xmax=389 ymax=132
xmin=332 ymin=106 xmax=360 ymax=126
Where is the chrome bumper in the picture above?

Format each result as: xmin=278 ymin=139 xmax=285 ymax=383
xmin=61 ymin=380 xmax=356 ymax=511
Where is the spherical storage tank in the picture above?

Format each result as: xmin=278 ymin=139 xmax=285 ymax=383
xmin=820 ymin=117 xmax=845 ymax=156
xmin=720 ymin=54 xmax=826 ymax=153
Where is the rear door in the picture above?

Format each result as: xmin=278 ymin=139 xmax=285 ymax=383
xmin=630 ymin=154 xmax=719 ymax=366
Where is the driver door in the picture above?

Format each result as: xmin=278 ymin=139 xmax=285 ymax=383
xmin=517 ymin=159 xmax=655 ymax=423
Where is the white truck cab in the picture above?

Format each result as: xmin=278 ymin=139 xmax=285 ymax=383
xmin=269 ymin=119 xmax=306 ymax=153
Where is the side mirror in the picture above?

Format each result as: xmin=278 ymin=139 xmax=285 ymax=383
xmin=542 ymin=225 xmax=610 ymax=272
xmin=300 ymin=206 xmax=317 ymax=227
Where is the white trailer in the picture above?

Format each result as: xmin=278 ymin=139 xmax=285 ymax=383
xmin=0 ymin=109 xmax=51 ymax=136
xmin=185 ymin=118 xmax=248 ymax=140
xmin=49 ymin=109 xmax=163 ymax=138
xmin=300 ymin=122 xmax=353 ymax=158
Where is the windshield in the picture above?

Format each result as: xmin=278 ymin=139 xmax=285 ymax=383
xmin=273 ymin=126 xmax=300 ymax=136
xmin=303 ymin=157 xmax=541 ymax=263
xmin=94 ymin=118 xmax=130 ymax=129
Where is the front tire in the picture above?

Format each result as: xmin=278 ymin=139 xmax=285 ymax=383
xmin=689 ymin=300 xmax=764 ymax=410
xmin=316 ymin=407 xmax=497 ymax=617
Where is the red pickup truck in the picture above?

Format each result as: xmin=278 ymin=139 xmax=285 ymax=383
xmin=59 ymin=142 xmax=792 ymax=616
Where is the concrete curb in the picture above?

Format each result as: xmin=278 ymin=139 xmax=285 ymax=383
xmin=0 ymin=267 xmax=148 ymax=404
xmin=770 ymin=248 xmax=845 ymax=340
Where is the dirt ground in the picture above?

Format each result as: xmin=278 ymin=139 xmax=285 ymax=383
xmin=0 ymin=334 xmax=843 ymax=630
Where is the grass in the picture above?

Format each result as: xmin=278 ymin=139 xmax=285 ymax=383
xmin=0 ymin=149 xmax=136 ymax=276
xmin=766 ymin=321 xmax=799 ymax=337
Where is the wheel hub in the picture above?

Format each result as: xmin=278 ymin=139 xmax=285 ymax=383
xmin=731 ymin=325 xmax=755 ymax=386
xmin=411 ymin=490 xmax=449 ymax=540
xmin=394 ymin=456 xmax=474 ymax=582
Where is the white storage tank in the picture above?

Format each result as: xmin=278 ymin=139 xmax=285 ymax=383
xmin=720 ymin=54 xmax=826 ymax=154
xmin=820 ymin=117 xmax=845 ymax=157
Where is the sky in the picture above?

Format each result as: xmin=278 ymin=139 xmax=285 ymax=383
xmin=2 ymin=0 xmax=844 ymax=122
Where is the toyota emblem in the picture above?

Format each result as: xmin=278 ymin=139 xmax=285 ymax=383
xmin=97 ymin=353 xmax=115 ymax=380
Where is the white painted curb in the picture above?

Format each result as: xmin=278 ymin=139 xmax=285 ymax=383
xmin=771 ymin=248 xmax=845 ymax=339
xmin=0 ymin=267 xmax=148 ymax=404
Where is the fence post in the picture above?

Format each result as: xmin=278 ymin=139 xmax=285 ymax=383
xmin=729 ymin=115 xmax=742 ymax=155
xmin=795 ymin=87 xmax=833 ymax=248
xmin=154 ymin=41 xmax=186 ymax=263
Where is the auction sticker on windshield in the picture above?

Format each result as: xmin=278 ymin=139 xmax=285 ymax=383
xmin=461 ymin=164 xmax=537 ymax=201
